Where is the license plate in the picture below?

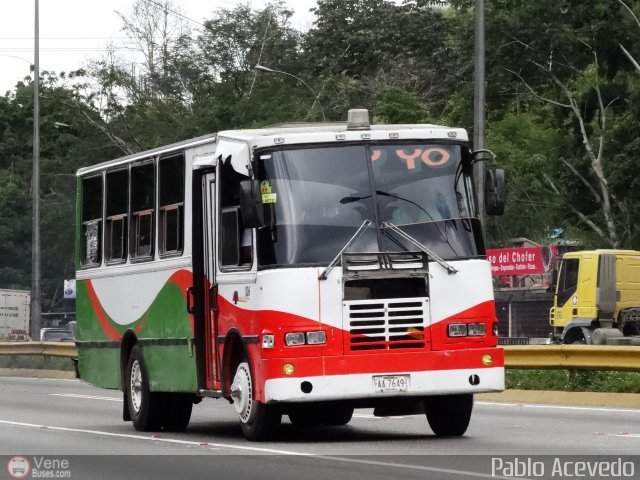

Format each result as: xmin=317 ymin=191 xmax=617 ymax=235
xmin=373 ymin=375 xmax=409 ymax=393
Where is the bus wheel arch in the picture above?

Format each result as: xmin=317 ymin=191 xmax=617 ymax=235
xmin=221 ymin=330 xmax=248 ymax=398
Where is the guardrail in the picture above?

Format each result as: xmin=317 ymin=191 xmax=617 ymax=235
xmin=0 ymin=342 xmax=639 ymax=371
xmin=503 ymin=345 xmax=640 ymax=372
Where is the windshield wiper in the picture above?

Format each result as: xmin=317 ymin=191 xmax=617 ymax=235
xmin=318 ymin=219 xmax=372 ymax=280
xmin=341 ymin=191 xmax=437 ymax=220
xmin=383 ymin=221 xmax=458 ymax=274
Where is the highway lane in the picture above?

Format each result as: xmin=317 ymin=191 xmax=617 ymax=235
xmin=1 ymin=376 xmax=639 ymax=478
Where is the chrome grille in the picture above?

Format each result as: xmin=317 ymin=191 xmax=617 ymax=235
xmin=345 ymin=297 xmax=428 ymax=351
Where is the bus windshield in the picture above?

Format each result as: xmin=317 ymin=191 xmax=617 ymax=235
xmin=255 ymin=143 xmax=482 ymax=267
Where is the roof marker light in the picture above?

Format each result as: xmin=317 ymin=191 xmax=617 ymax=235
xmin=347 ymin=109 xmax=370 ymax=130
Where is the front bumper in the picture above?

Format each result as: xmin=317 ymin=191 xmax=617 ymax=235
xmin=262 ymin=347 xmax=504 ymax=403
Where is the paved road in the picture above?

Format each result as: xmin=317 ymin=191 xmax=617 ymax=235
xmin=0 ymin=377 xmax=639 ymax=479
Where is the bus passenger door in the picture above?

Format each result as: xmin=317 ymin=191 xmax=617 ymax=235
xmin=203 ymin=172 xmax=221 ymax=389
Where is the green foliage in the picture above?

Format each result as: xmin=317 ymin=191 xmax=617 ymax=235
xmin=5 ymin=0 xmax=640 ymax=309
xmin=506 ymin=369 xmax=570 ymax=391
xmin=506 ymin=369 xmax=640 ymax=393
xmin=485 ymin=111 xmax=564 ymax=246
xmin=373 ymin=87 xmax=430 ymax=124
xmin=0 ymin=75 xmax=117 ymax=309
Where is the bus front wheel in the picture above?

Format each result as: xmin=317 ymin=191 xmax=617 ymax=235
xmin=288 ymin=406 xmax=354 ymax=426
xmin=423 ymin=394 xmax=473 ymax=437
xmin=126 ymin=344 xmax=163 ymax=431
xmin=231 ymin=360 xmax=281 ymax=441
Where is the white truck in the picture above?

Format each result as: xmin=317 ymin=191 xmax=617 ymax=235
xmin=0 ymin=289 xmax=30 ymax=341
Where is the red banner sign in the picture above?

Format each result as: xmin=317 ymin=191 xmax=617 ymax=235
xmin=486 ymin=247 xmax=552 ymax=276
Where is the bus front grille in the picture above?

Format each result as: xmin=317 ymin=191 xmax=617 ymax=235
xmin=344 ymin=297 xmax=428 ymax=351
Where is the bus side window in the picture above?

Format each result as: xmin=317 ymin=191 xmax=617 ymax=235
xmin=220 ymin=207 xmax=241 ymax=266
xmin=219 ymin=159 xmax=251 ymax=269
xmin=159 ymin=154 xmax=184 ymax=256
xmin=81 ymin=175 xmax=103 ymax=267
xmin=105 ymin=168 xmax=128 ymax=263
xmin=130 ymin=161 xmax=155 ymax=260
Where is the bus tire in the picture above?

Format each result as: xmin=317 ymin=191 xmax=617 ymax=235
xmin=160 ymin=393 xmax=193 ymax=432
xmin=231 ymin=360 xmax=281 ymax=441
xmin=289 ymin=406 xmax=353 ymax=427
xmin=423 ymin=394 xmax=473 ymax=437
xmin=323 ymin=407 xmax=354 ymax=426
xmin=125 ymin=344 xmax=163 ymax=431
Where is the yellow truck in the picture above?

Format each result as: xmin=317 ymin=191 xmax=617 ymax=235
xmin=549 ymin=249 xmax=640 ymax=345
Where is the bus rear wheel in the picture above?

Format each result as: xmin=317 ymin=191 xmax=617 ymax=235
xmin=126 ymin=344 xmax=163 ymax=431
xmin=423 ymin=394 xmax=473 ymax=437
xmin=231 ymin=360 xmax=281 ymax=441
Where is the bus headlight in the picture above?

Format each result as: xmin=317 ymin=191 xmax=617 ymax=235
xmin=468 ymin=323 xmax=486 ymax=336
xmin=448 ymin=323 xmax=467 ymax=337
xmin=306 ymin=331 xmax=327 ymax=345
xmin=284 ymin=332 xmax=306 ymax=346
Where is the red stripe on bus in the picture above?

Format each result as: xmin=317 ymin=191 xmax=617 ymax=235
xmin=85 ymin=280 xmax=122 ymax=340
xmin=167 ymin=269 xmax=194 ymax=334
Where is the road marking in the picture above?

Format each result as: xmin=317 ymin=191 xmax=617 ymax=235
xmin=50 ymin=393 xmax=122 ymax=402
xmin=0 ymin=418 xmax=517 ymax=479
xmin=0 ymin=419 xmax=307 ymax=455
xmin=476 ymin=401 xmax=640 ymax=414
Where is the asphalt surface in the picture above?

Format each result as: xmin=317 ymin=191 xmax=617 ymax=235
xmin=1 ymin=377 xmax=639 ymax=479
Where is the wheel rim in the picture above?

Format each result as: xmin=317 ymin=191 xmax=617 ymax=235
xmin=130 ymin=359 xmax=143 ymax=414
xmin=230 ymin=362 xmax=254 ymax=424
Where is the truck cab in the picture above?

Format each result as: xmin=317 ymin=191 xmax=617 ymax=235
xmin=550 ymin=249 xmax=640 ymax=344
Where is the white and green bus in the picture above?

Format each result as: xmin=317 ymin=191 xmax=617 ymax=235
xmin=75 ymin=109 xmax=505 ymax=441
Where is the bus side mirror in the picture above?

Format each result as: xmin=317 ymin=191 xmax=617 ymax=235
xmin=239 ymin=180 xmax=266 ymax=228
xmin=485 ymin=168 xmax=505 ymax=216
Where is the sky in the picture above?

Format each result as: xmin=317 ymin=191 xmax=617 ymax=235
xmin=0 ymin=0 xmax=318 ymax=94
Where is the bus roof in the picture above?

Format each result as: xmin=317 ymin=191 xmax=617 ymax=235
xmin=77 ymin=122 xmax=467 ymax=177
xmin=76 ymin=133 xmax=216 ymax=176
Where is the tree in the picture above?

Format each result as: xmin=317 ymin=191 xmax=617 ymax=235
xmin=0 ymin=74 xmax=118 ymax=309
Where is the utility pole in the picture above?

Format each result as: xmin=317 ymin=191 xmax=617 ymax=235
xmin=473 ymin=0 xmax=486 ymax=229
xmin=30 ymin=0 xmax=41 ymax=340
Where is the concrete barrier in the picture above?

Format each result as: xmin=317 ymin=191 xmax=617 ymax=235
xmin=0 ymin=342 xmax=76 ymax=372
